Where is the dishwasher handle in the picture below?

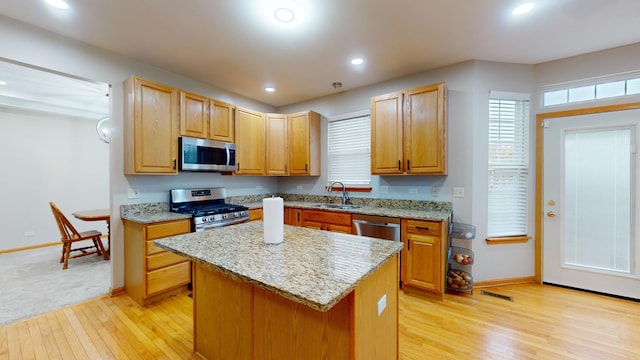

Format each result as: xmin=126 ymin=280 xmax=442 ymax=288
xmin=353 ymin=219 xmax=400 ymax=228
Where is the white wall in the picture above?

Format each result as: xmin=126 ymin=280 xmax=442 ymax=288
xmin=0 ymin=107 xmax=109 ymax=250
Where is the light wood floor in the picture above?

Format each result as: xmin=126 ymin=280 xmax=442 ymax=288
xmin=0 ymin=284 xmax=638 ymax=359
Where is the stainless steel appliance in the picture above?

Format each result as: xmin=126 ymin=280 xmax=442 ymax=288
xmin=170 ymin=187 xmax=249 ymax=232
xmin=178 ymin=136 xmax=236 ymax=172
xmin=352 ymin=214 xmax=400 ymax=241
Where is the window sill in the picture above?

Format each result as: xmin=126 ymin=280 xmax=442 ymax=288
xmin=486 ymin=235 xmax=530 ymax=245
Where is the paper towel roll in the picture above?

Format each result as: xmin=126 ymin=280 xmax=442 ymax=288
xmin=263 ymin=197 xmax=284 ymax=244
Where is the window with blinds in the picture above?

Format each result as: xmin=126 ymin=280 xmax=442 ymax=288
xmin=487 ymin=92 xmax=530 ymax=238
xmin=327 ymin=114 xmax=371 ymax=185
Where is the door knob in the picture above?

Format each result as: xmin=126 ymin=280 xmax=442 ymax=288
xmin=547 ymin=211 xmax=556 ymax=218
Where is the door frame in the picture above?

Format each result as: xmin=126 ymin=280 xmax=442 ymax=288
xmin=534 ymin=102 xmax=640 ymax=283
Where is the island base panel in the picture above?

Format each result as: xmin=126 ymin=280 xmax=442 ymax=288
xmin=193 ymin=255 xmax=399 ymax=360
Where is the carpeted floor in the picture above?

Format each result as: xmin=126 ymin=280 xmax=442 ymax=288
xmin=0 ymin=241 xmax=110 ymax=326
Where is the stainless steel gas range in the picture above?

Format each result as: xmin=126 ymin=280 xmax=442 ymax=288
xmin=169 ymin=188 xmax=249 ymax=232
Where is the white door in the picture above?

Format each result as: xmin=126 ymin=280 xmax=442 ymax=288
xmin=543 ymin=109 xmax=640 ymax=299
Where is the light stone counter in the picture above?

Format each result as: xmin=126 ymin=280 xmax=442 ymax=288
xmin=154 ymin=221 xmax=403 ymax=312
xmin=242 ymin=200 xmax=452 ymax=221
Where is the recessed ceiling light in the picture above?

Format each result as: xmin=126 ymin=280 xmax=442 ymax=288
xmin=45 ymin=0 xmax=69 ymax=9
xmin=265 ymin=87 xmax=275 ymax=92
xmin=513 ymin=3 xmax=534 ymax=15
xmin=274 ymin=8 xmax=295 ymax=23
xmin=0 ymin=80 xmax=6 ymax=86
xmin=351 ymin=58 xmax=364 ymax=65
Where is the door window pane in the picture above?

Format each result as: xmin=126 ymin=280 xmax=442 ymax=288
xmin=564 ymin=128 xmax=632 ymax=273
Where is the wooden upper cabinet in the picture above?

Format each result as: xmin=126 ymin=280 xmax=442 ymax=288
xmin=179 ymin=91 xmax=209 ymax=139
xmin=371 ymin=92 xmax=404 ymax=175
xmin=266 ymin=113 xmax=289 ymax=176
xmin=124 ymin=76 xmax=179 ymax=175
xmin=404 ymin=83 xmax=447 ymax=174
xmin=210 ymin=99 xmax=235 ymax=142
xmin=371 ymin=82 xmax=447 ymax=175
xmin=289 ymin=111 xmax=321 ymax=176
xmin=235 ymin=107 xmax=265 ymax=175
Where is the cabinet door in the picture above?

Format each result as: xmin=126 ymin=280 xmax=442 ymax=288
xmin=404 ymin=82 xmax=447 ymax=174
xmin=289 ymin=111 xmax=321 ymax=176
xmin=124 ymin=76 xmax=179 ymax=174
xmin=371 ymin=92 xmax=404 ymax=174
xmin=326 ymin=224 xmax=353 ymax=234
xmin=210 ymin=99 xmax=235 ymax=142
xmin=180 ymin=91 xmax=209 ymax=139
xmin=404 ymin=232 xmax=441 ymax=291
xmin=287 ymin=208 xmax=302 ymax=226
xmin=235 ymin=107 xmax=265 ymax=175
xmin=265 ymin=113 xmax=289 ymax=175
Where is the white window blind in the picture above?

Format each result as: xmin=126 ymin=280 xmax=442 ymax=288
xmin=327 ymin=114 xmax=371 ymax=185
xmin=488 ymin=92 xmax=530 ymax=237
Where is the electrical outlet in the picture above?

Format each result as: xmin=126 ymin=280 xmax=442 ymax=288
xmin=296 ymin=185 xmax=302 ymax=190
xmin=409 ymin=188 xmax=418 ymax=194
xmin=23 ymin=231 xmax=35 ymax=237
xmin=453 ymin=187 xmax=465 ymax=198
xmin=380 ymin=186 xmax=388 ymax=193
xmin=432 ymin=187 xmax=440 ymax=196
xmin=256 ymin=185 xmax=262 ymax=190
xmin=127 ymin=188 xmax=140 ymax=199
xmin=377 ymin=294 xmax=387 ymax=316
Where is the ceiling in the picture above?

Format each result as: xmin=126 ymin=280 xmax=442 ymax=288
xmin=1 ymin=0 xmax=640 ymax=108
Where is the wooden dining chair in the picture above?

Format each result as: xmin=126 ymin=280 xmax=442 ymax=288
xmin=49 ymin=202 xmax=109 ymax=269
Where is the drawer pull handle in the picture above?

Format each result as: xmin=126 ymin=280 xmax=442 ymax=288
xmin=416 ymin=226 xmax=430 ymax=231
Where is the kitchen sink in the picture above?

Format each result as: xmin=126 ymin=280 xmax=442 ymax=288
xmin=311 ymin=204 xmax=360 ymax=210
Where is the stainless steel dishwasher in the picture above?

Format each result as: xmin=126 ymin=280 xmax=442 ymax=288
xmin=352 ymin=214 xmax=401 ymax=241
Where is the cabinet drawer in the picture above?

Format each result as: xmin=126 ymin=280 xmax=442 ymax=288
xmin=147 ymin=251 xmax=188 ymax=271
xmin=146 ymin=219 xmax=191 ymax=240
xmin=405 ymin=219 xmax=441 ymax=236
xmin=302 ymin=210 xmax=352 ymax=226
xmin=146 ymin=261 xmax=190 ymax=296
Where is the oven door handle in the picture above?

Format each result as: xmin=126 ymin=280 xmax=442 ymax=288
xmin=195 ymin=217 xmax=249 ymax=232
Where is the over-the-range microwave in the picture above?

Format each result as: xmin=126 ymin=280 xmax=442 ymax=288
xmin=178 ymin=136 xmax=236 ymax=172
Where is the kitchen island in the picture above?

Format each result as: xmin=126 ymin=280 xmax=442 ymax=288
xmin=155 ymin=221 xmax=403 ymax=360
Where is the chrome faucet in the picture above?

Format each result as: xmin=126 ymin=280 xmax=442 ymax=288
xmin=328 ymin=181 xmax=350 ymax=205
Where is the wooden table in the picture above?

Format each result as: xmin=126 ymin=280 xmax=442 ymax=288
xmin=72 ymin=209 xmax=110 ymax=251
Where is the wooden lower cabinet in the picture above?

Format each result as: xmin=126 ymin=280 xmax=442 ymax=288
xmin=300 ymin=209 xmax=352 ymax=234
xmin=193 ymin=255 xmax=399 ymax=360
xmin=401 ymin=218 xmax=448 ymax=299
xmin=285 ymin=207 xmax=302 ymax=226
xmin=123 ymin=218 xmax=192 ymax=306
xmin=248 ymin=208 xmax=263 ymax=221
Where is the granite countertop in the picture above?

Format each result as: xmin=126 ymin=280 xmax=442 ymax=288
xmin=245 ymin=201 xmax=451 ymax=221
xmin=120 ymin=196 xmax=452 ymax=225
xmin=120 ymin=202 xmax=191 ymax=224
xmin=154 ymin=221 xmax=403 ymax=312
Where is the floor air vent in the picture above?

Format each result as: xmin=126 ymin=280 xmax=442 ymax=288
xmin=480 ymin=290 xmax=513 ymax=302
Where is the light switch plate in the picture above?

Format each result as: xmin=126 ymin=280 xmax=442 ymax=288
xmin=453 ymin=187 xmax=465 ymax=198
xmin=380 ymin=186 xmax=388 ymax=193
xmin=409 ymin=188 xmax=418 ymax=194
xmin=432 ymin=187 xmax=440 ymax=196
